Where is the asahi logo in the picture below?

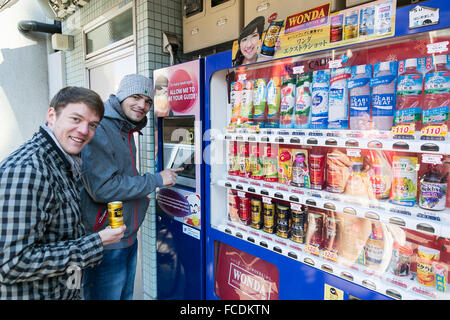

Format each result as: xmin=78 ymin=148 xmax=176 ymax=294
xmin=228 ymin=263 xmax=272 ymax=300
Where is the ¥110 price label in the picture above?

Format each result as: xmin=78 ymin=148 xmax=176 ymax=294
xmin=420 ymin=125 xmax=448 ymax=137
xmin=391 ymin=124 xmax=415 ymax=135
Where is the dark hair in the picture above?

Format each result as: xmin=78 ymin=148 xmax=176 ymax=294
xmin=233 ymin=16 xmax=265 ymax=67
xmin=239 ymin=16 xmax=265 ymax=42
xmin=49 ymin=86 xmax=104 ymax=119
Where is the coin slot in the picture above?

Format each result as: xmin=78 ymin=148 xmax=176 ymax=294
xmin=274 ymin=192 xmax=283 ymax=199
xmin=345 ymin=139 xmax=359 ymax=147
xmin=321 ymin=264 xmax=333 ymax=273
xmin=362 ymin=280 xmax=376 ymax=290
xmin=386 ymin=289 xmax=402 ymax=300
xmin=290 ymin=137 xmax=301 ymax=144
xmin=420 ymin=143 xmax=439 ymax=152
xmin=343 ymin=207 xmax=356 ymax=215
xmin=389 ymin=217 xmax=406 ymax=226
xmin=393 ymin=141 xmax=409 ymax=150
xmin=303 ymin=257 xmax=315 ymax=266
xmin=417 ymin=223 xmax=435 ymax=234
xmin=340 ymin=272 xmax=354 ymax=281
xmin=365 ymin=211 xmax=379 ymax=220
xmin=307 ymin=138 xmax=318 ymax=145
xmin=367 ymin=140 xmax=382 ymax=148
xmin=288 ymin=252 xmax=298 ymax=259
xmin=325 ymin=138 xmax=337 ymax=146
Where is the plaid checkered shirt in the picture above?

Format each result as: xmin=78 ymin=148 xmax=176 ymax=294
xmin=0 ymin=127 xmax=104 ymax=299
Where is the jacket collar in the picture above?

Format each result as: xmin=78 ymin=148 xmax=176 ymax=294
xmin=39 ymin=126 xmax=81 ymax=178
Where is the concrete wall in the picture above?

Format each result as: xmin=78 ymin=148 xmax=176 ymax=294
xmin=0 ymin=1 xmax=50 ymax=161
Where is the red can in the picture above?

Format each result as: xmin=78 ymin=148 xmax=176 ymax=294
xmin=228 ymin=141 xmax=239 ymax=176
xmin=239 ymin=197 xmax=250 ymax=225
xmin=309 ymin=154 xmax=325 ymax=190
xmin=307 ymin=210 xmax=324 ymax=248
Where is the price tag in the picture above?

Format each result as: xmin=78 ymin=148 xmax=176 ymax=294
xmin=225 ymin=125 xmax=236 ymax=133
xmin=247 ymin=124 xmax=260 ymax=133
xmin=328 ymin=59 xmax=342 ymax=69
xmin=238 ymin=73 xmax=247 ymax=81
xmin=391 ymin=124 xmax=415 ymax=136
xmin=262 ymin=197 xmax=272 ymax=204
xmin=237 ymin=191 xmax=246 ymax=198
xmin=290 ymin=202 xmax=303 ymax=211
xmin=420 ymin=125 xmax=448 ymax=137
xmin=293 ymin=65 xmax=305 ymax=74
xmin=346 ymin=148 xmax=361 ymax=157
xmin=427 ymin=41 xmax=449 ymax=54
xmin=422 ymin=154 xmax=443 ymax=164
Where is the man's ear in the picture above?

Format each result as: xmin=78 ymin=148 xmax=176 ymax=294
xmin=46 ymin=107 xmax=57 ymax=128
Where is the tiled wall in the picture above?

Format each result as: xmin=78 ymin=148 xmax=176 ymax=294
xmin=62 ymin=0 xmax=183 ymax=300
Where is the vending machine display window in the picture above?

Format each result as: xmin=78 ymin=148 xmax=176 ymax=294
xmin=206 ymin=11 xmax=450 ymax=299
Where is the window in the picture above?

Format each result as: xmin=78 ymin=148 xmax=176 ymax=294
xmin=85 ymin=7 xmax=133 ymax=56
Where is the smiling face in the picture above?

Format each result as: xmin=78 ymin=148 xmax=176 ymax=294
xmin=239 ymin=28 xmax=260 ymax=64
xmin=46 ymin=102 xmax=100 ymax=155
xmin=121 ymin=94 xmax=153 ymax=123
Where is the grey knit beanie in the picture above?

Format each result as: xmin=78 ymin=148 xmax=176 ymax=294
xmin=116 ymin=74 xmax=153 ymax=102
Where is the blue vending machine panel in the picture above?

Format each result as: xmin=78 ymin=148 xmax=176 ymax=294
xmin=154 ymin=59 xmax=205 ymax=299
xmin=204 ymin=0 xmax=450 ymax=301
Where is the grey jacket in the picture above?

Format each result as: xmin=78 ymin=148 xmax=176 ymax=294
xmin=80 ymin=94 xmax=163 ymax=249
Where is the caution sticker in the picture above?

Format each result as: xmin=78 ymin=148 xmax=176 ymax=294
xmin=324 ymin=284 xmax=344 ymax=300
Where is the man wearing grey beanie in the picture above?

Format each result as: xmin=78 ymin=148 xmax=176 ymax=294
xmin=80 ymin=74 xmax=183 ymax=300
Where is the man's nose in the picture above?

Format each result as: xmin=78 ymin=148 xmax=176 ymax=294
xmin=78 ymin=122 xmax=90 ymax=135
xmin=136 ymin=98 xmax=147 ymax=108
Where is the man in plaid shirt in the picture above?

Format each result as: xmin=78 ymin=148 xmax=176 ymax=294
xmin=0 ymin=87 xmax=126 ymax=299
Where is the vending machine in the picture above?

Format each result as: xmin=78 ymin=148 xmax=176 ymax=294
xmin=154 ymin=59 xmax=205 ymax=299
xmin=204 ymin=0 xmax=450 ymax=300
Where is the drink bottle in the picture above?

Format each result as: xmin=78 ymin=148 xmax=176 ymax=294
xmin=395 ymin=58 xmax=423 ymax=130
xmin=371 ymin=61 xmax=396 ymax=131
xmin=349 ymin=64 xmax=372 ymax=130
xmin=422 ymin=54 xmax=450 ymax=137
xmin=294 ymin=72 xmax=312 ymax=128
xmin=328 ymin=67 xmax=350 ymax=129
xmin=311 ymin=70 xmax=330 ymax=129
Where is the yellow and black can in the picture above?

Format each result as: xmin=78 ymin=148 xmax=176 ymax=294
xmin=107 ymin=201 xmax=124 ymax=228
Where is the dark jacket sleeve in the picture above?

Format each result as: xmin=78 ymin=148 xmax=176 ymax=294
xmin=81 ymin=125 xmax=163 ymax=204
xmin=0 ymin=165 xmax=103 ymax=284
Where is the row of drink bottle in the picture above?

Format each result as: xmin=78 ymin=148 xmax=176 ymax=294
xmin=228 ymin=141 xmax=450 ymax=210
xmin=228 ymin=194 xmax=447 ymax=292
xmin=229 ymin=54 xmax=450 ymax=133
